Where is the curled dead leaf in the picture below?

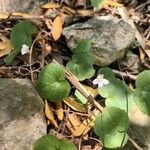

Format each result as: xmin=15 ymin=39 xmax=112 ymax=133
xmin=77 ymin=9 xmax=93 ymax=16
xmin=0 ymin=33 xmax=13 ymax=58
xmin=0 ymin=12 xmax=9 ymax=19
xmin=66 ymin=109 xmax=99 ymax=137
xmin=139 ymin=48 xmax=145 ymax=60
xmin=42 ymin=2 xmax=60 ymax=9
xmin=51 ymin=16 xmax=63 ymax=41
xmin=56 ymin=101 xmax=64 ymax=121
xmin=12 ymin=12 xmax=32 ymax=18
xmin=45 ymin=100 xmax=58 ymax=128
xmin=64 ymin=96 xmax=87 ymax=113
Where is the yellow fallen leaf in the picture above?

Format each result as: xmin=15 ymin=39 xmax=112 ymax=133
xmin=47 ymin=119 xmax=51 ymax=125
xmin=0 ymin=33 xmax=13 ymax=58
xmin=45 ymin=100 xmax=58 ymax=128
xmin=51 ymin=16 xmax=62 ymax=41
xmin=81 ymin=109 xmax=99 ymax=136
xmin=66 ymin=109 xmax=99 ymax=137
xmin=12 ymin=12 xmax=32 ymax=18
xmin=62 ymin=6 xmax=76 ymax=14
xmin=139 ymin=48 xmax=145 ymax=60
xmin=128 ymin=83 xmax=134 ymax=91
xmin=0 ymin=12 xmax=9 ymax=19
xmin=64 ymin=96 xmax=87 ymax=113
xmin=42 ymin=2 xmax=60 ymax=9
xmin=66 ymin=113 xmax=81 ymax=136
xmin=146 ymin=40 xmax=150 ymax=47
xmin=104 ymin=0 xmax=123 ymax=8
xmin=77 ymin=9 xmax=93 ymax=16
xmin=83 ymin=85 xmax=98 ymax=98
xmin=56 ymin=101 xmax=64 ymax=121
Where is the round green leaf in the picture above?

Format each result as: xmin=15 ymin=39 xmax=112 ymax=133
xmin=34 ymin=135 xmax=77 ymax=150
xmin=73 ymin=39 xmax=91 ymax=54
xmin=75 ymin=90 xmax=87 ymax=104
xmin=98 ymin=68 xmax=133 ymax=112
xmin=94 ymin=107 xmax=129 ymax=148
xmin=66 ymin=54 xmax=95 ymax=81
xmin=60 ymin=140 xmax=77 ymax=150
xmin=10 ymin=20 xmax=36 ymax=51
xmin=34 ymin=135 xmax=60 ymax=150
xmin=134 ymin=83 xmax=150 ymax=115
xmin=135 ymin=70 xmax=150 ymax=88
xmin=5 ymin=20 xmax=36 ymax=64
xmin=36 ymin=63 xmax=70 ymax=102
xmin=134 ymin=70 xmax=150 ymax=115
xmin=98 ymin=67 xmax=115 ymax=80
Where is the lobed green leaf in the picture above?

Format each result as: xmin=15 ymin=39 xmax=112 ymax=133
xmin=4 ymin=20 xmax=36 ymax=64
xmin=98 ymin=68 xmax=133 ymax=112
xmin=134 ymin=70 xmax=150 ymax=115
xmin=94 ymin=107 xmax=129 ymax=148
xmin=36 ymin=63 xmax=70 ymax=102
xmin=34 ymin=135 xmax=77 ymax=150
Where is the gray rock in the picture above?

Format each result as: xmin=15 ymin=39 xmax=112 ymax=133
xmin=127 ymin=104 xmax=150 ymax=150
xmin=63 ymin=16 xmax=135 ymax=66
xmin=0 ymin=0 xmax=45 ymax=13
xmin=0 ymin=78 xmax=46 ymax=150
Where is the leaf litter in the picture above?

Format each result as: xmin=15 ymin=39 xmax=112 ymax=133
xmin=0 ymin=0 xmax=150 ymax=150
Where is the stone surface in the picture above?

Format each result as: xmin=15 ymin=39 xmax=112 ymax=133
xmin=63 ymin=16 xmax=135 ymax=66
xmin=127 ymin=104 xmax=150 ymax=150
xmin=0 ymin=78 xmax=46 ymax=150
xmin=0 ymin=0 xmax=45 ymax=13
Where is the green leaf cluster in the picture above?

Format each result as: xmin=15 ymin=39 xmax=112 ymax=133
xmin=4 ymin=20 xmax=36 ymax=64
xmin=36 ymin=63 xmax=70 ymax=102
xmin=66 ymin=39 xmax=95 ymax=81
xmin=94 ymin=107 xmax=129 ymax=148
xmin=34 ymin=135 xmax=77 ymax=150
xmin=134 ymin=70 xmax=150 ymax=115
xmin=98 ymin=68 xmax=133 ymax=112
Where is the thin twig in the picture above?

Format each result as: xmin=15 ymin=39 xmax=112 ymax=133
xmin=117 ymin=7 xmax=150 ymax=58
xmin=128 ymin=137 xmax=143 ymax=150
xmin=112 ymin=69 xmax=137 ymax=80
xmin=29 ymin=32 xmax=42 ymax=85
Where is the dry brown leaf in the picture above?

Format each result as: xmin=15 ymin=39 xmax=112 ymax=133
xmin=66 ymin=113 xmax=81 ymax=136
xmin=51 ymin=16 xmax=62 ymax=41
xmin=139 ymin=48 xmax=145 ymax=60
xmin=75 ymin=0 xmax=86 ymax=7
xmin=42 ymin=2 xmax=60 ymax=9
xmin=81 ymin=109 xmax=99 ymax=136
xmin=0 ymin=33 xmax=13 ymax=58
xmin=62 ymin=6 xmax=76 ymax=14
xmin=146 ymin=40 xmax=150 ymax=47
xmin=118 ymin=7 xmax=150 ymax=58
xmin=45 ymin=19 xmax=53 ymax=31
xmin=104 ymin=0 xmax=123 ymax=8
xmin=129 ymin=83 xmax=134 ymax=91
xmin=83 ymin=85 xmax=98 ymax=98
xmin=0 ymin=12 xmax=9 ymax=19
xmin=43 ymin=44 xmax=52 ymax=57
xmin=45 ymin=100 xmax=58 ymax=128
xmin=77 ymin=9 xmax=93 ymax=16
xmin=56 ymin=101 xmax=64 ymax=121
xmin=64 ymin=96 xmax=87 ymax=113
xmin=12 ymin=12 xmax=32 ymax=18
xmin=66 ymin=109 xmax=99 ymax=137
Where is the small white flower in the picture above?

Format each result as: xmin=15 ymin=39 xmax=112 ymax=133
xmin=93 ymin=74 xmax=109 ymax=88
xmin=21 ymin=44 xmax=29 ymax=55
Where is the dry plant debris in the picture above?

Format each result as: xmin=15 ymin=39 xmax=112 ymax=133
xmin=0 ymin=0 xmax=150 ymax=149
